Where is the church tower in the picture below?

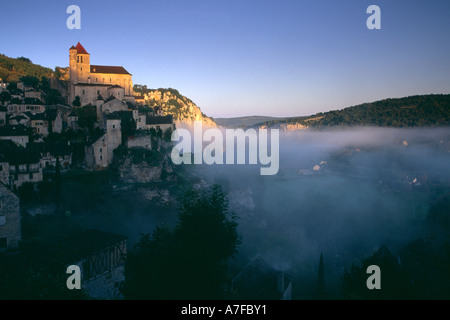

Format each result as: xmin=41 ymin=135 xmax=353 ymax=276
xmin=74 ymin=42 xmax=91 ymax=83
xmin=69 ymin=45 xmax=78 ymax=84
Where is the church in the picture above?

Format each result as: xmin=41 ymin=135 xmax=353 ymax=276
xmin=68 ymin=43 xmax=135 ymax=106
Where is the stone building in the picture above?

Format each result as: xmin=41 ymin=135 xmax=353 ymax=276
xmin=66 ymin=111 xmax=79 ymax=130
xmin=0 ymin=183 xmax=21 ymax=250
xmin=96 ymin=96 xmax=128 ymax=126
xmin=105 ymin=114 xmax=122 ymax=166
xmin=0 ymin=125 xmax=29 ymax=147
xmin=6 ymin=98 xmax=45 ymax=115
xmin=0 ymin=140 xmax=43 ymax=189
xmin=144 ymin=114 xmax=175 ymax=132
xmin=85 ymin=115 xmax=121 ymax=170
xmin=85 ymin=132 xmax=108 ymax=170
xmin=68 ymin=43 xmax=134 ymax=106
xmin=0 ymin=106 xmax=6 ymax=126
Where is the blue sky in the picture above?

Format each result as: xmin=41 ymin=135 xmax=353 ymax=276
xmin=1 ymin=0 xmax=450 ymax=117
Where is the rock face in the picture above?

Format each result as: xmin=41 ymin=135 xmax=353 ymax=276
xmin=260 ymin=122 xmax=309 ymax=131
xmin=143 ymin=89 xmax=217 ymax=128
xmin=116 ymin=148 xmax=175 ymax=184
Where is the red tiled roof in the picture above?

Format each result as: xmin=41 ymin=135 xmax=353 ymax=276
xmin=90 ymin=65 xmax=131 ymax=75
xmin=75 ymin=42 xmax=89 ymax=55
xmin=69 ymin=45 xmax=76 ymax=50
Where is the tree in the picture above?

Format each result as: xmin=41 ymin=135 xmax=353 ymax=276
xmin=122 ymin=185 xmax=241 ymax=299
xmin=0 ymin=91 xmax=11 ymax=104
xmin=46 ymin=89 xmax=64 ymax=105
xmin=20 ymin=75 xmax=39 ymax=88
xmin=317 ymin=252 xmax=325 ymax=299
xmin=6 ymin=82 xmax=17 ymax=92
xmin=117 ymin=111 xmax=136 ymax=144
xmin=340 ymin=246 xmax=411 ymax=299
xmin=163 ymin=127 xmax=173 ymax=142
xmin=76 ymin=105 xmax=97 ymax=133
xmin=17 ymin=56 xmax=32 ymax=64
xmin=72 ymin=96 xmax=81 ymax=107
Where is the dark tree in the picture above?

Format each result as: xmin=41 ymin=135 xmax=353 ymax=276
xmin=122 ymin=185 xmax=241 ymax=300
xmin=116 ymin=111 xmax=136 ymax=144
xmin=76 ymin=105 xmax=97 ymax=133
xmin=72 ymin=95 xmax=81 ymax=107
xmin=20 ymin=75 xmax=39 ymax=88
xmin=341 ymin=246 xmax=411 ymax=300
xmin=0 ymin=91 xmax=11 ymax=104
xmin=317 ymin=252 xmax=325 ymax=299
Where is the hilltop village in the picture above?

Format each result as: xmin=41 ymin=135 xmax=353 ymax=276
xmin=0 ymin=43 xmax=175 ymax=192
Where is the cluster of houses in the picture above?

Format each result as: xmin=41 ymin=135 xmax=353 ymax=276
xmin=0 ymin=43 xmax=179 ymax=298
xmin=0 ymin=43 xmax=175 ymax=191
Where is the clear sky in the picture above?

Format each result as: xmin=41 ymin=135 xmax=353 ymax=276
xmin=1 ymin=0 xmax=450 ymax=117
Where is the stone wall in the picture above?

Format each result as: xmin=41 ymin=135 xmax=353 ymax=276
xmin=0 ymin=184 xmax=21 ymax=249
xmin=126 ymin=133 xmax=152 ymax=150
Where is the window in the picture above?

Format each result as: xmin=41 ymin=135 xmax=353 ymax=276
xmin=29 ymin=173 xmax=33 ymax=179
xmin=99 ymin=148 xmax=102 ymax=153
xmin=81 ymin=56 xmax=83 ymax=63
xmin=82 ymin=90 xmax=85 ymax=95
xmin=0 ymin=237 xmax=6 ymax=250
xmin=97 ymin=90 xmax=100 ymax=95
xmin=112 ymin=124 xmax=115 ymax=129
xmin=96 ymin=78 xmax=98 ymax=82
xmin=100 ymin=155 xmax=103 ymax=160
xmin=77 ymin=56 xmax=79 ymax=63
xmin=0 ymin=215 xmax=5 ymax=226
xmin=110 ymin=78 xmax=112 ymax=83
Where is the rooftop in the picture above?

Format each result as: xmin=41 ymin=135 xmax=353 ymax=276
xmin=0 ymin=140 xmax=40 ymax=164
xmin=87 ymin=130 xmax=106 ymax=146
xmin=91 ymin=65 xmax=131 ymax=75
xmin=74 ymin=42 xmax=89 ymax=55
xmin=0 ymin=125 xmax=29 ymax=136
xmin=146 ymin=114 xmax=174 ymax=125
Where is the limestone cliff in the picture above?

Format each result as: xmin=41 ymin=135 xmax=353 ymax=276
xmin=139 ymin=88 xmax=217 ymax=127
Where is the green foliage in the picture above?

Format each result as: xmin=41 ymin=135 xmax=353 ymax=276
xmin=72 ymin=96 xmax=81 ymax=107
xmin=263 ymin=95 xmax=450 ymax=128
xmin=0 ymin=90 xmax=11 ymax=103
xmin=0 ymin=54 xmax=53 ymax=82
xmin=0 ymin=243 xmax=88 ymax=299
xmin=121 ymin=185 xmax=241 ymax=299
xmin=20 ymin=75 xmax=39 ymax=88
xmin=17 ymin=56 xmax=32 ymax=64
xmin=54 ymin=67 xmax=69 ymax=81
xmin=75 ymin=105 xmax=96 ymax=133
xmin=341 ymin=239 xmax=450 ymax=299
xmin=116 ymin=111 xmax=136 ymax=144
xmin=18 ymin=182 xmax=35 ymax=204
xmin=341 ymin=246 xmax=411 ymax=299
xmin=46 ymin=89 xmax=64 ymax=105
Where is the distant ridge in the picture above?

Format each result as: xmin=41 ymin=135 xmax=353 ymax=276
xmin=255 ymin=94 xmax=450 ymax=130
xmin=214 ymin=116 xmax=284 ymax=128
